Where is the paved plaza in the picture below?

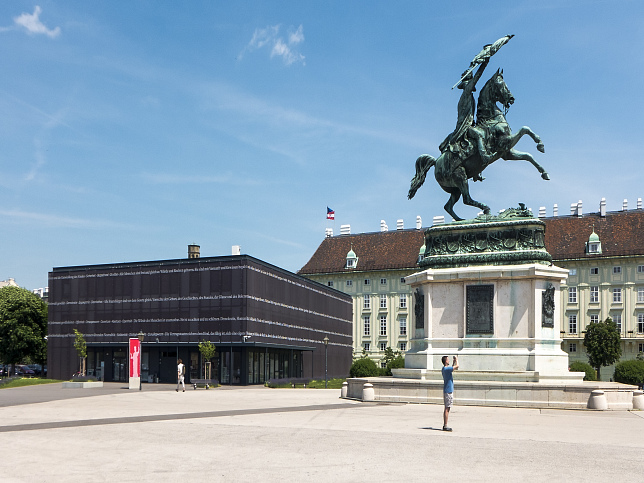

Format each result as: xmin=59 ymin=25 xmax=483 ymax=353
xmin=1 ymin=382 xmax=643 ymax=482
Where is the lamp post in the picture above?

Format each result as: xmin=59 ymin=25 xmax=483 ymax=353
xmin=138 ymin=330 xmax=145 ymax=391
xmin=323 ymin=336 xmax=329 ymax=389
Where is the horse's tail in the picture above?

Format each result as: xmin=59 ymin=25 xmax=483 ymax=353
xmin=408 ymin=154 xmax=436 ymax=199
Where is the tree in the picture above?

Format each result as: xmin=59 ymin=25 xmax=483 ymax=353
xmin=583 ymin=316 xmax=622 ymax=380
xmin=0 ymin=286 xmax=48 ymax=376
xmin=73 ymin=329 xmax=87 ymax=376
xmin=198 ymin=341 xmax=217 ymax=379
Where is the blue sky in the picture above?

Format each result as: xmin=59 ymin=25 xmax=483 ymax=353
xmin=1 ymin=1 xmax=643 ymax=290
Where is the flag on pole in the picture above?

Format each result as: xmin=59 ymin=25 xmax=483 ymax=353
xmin=326 ymin=207 xmax=335 ymax=220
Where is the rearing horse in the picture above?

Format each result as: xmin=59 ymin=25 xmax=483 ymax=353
xmin=408 ymin=69 xmax=549 ymax=221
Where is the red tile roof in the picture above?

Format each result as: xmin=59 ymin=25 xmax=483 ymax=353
xmin=299 ymin=210 xmax=644 ymax=275
xmin=298 ymin=229 xmax=425 ymax=275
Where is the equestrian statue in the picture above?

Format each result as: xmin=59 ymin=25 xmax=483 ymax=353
xmin=408 ymin=35 xmax=549 ymax=221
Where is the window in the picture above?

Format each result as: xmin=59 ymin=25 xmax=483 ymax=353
xmin=346 ymin=259 xmax=355 ymax=268
xmin=588 ymin=243 xmax=599 ymax=253
xmin=569 ymin=343 xmax=577 ymax=353
xmin=327 ymin=281 xmax=333 ymax=288
xmin=568 ymin=287 xmax=577 ymax=303
xmin=379 ymin=294 xmax=387 ymax=308
xmin=590 ymin=315 xmax=599 ymax=324
xmin=569 ymin=268 xmax=577 ymax=276
xmin=590 ymin=286 xmax=599 ymax=303
xmin=381 ymin=362 xmax=387 ymax=368
xmin=613 ymin=266 xmax=622 ymax=274
xmin=380 ymin=342 xmax=387 ymax=351
xmin=400 ymin=317 xmax=407 ymax=336
xmin=364 ymin=343 xmax=370 ymax=352
xmin=568 ymin=315 xmax=577 ymax=334
xmin=363 ymin=294 xmax=370 ymax=309
xmin=380 ymin=315 xmax=387 ymax=336
xmin=590 ymin=267 xmax=599 ymax=275
xmin=346 ymin=280 xmax=353 ymax=287
xmin=638 ymin=287 xmax=644 ymax=302
xmin=400 ymin=293 xmax=407 ymax=308
xmin=638 ymin=265 xmax=644 ymax=273
xmin=380 ymin=278 xmax=387 ymax=285
xmin=400 ymin=277 xmax=406 ymax=284
xmin=614 ymin=314 xmax=622 ymax=332
xmin=613 ymin=288 xmax=622 ymax=303
xmin=400 ymin=342 xmax=407 ymax=351
xmin=638 ymin=314 xmax=644 ymax=334
xmin=364 ymin=279 xmax=371 ymax=286
xmin=639 ymin=343 xmax=644 ymax=353
xmin=363 ymin=316 xmax=370 ymax=336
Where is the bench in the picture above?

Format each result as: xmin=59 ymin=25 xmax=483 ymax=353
xmin=191 ymin=379 xmax=218 ymax=390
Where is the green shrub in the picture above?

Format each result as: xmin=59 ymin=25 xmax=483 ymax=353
xmin=613 ymin=360 xmax=644 ymax=386
xmin=349 ymin=357 xmax=380 ymax=378
xmin=569 ymin=361 xmax=596 ymax=381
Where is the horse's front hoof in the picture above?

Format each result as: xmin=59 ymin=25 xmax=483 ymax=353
xmin=541 ymin=172 xmax=550 ymax=180
xmin=537 ymin=143 xmax=545 ymax=153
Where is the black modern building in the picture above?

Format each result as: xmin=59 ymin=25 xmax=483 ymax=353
xmin=48 ymin=254 xmax=353 ymax=384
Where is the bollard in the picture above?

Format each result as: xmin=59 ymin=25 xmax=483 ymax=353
xmin=341 ymin=381 xmax=348 ymax=398
xmin=362 ymin=382 xmax=375 ymax=402
xmin=633 ymin=390 xmax=644 ymax=410
xmin=587 ymin=389 xmax=608 ymax=410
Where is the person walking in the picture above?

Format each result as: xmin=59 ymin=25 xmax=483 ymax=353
xmin=176 ymin=358 xmax=185 ymax=392
xmin=441 ymin=355 xmax=459 ymax=431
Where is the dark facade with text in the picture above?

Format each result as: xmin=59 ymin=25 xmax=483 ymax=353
xmin=48 ymin=255 xmax=353 ymax=384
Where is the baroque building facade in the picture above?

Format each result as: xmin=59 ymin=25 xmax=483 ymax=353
xmin=300 ymin=203 xmax=644 ymax=378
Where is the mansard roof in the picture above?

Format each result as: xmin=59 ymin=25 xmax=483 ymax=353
xmin=299 ymin=210 xmax=644 ymax=275
xmin=298 ymin=229 xmax=424 ymax=275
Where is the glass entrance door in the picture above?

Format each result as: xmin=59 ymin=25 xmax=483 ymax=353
xmin=113 ymin=351 xmax=127 ymax=382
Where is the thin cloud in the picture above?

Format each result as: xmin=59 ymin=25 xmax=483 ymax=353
xmin=241 ymin=24 xmax=305 ymax=66
xmin=0 ymin=209 xmax=133 ymax=230
xmin=12 ymin=6 xmax=61 ymax=38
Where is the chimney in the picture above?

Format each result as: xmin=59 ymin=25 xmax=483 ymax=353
xmin=570 ymin=203 xmax=577 ymax=216
xmin=538 ymin=206 xmax=546 ymax=218
xmin=396 ymin=219 xmax=404 ymax=230
xmin=380 ymin=220 xmax=388 ymax=232
xmin=432 ymin=215 xmax=445 ymax=225
xmin=232 ymin=245 xmax=241 ymax=256
xmin=638 ymin=198 xmax=642 ymax=210
xmin=577 ymin=200 xmax=583 ymax=217
xmin=623 ymin=199 xmax=628 ymax=211
xmin=600 ymin=198 xmax=607 ymax=217
xmin=325 ymin=228 xmax=333 ymax=238
xmin=416 ymin=216 xmax=422 ymax=229
xmin=188 ymin=244 xmax=200 ymax=259
xmin=553 ymin=204 xmax=558 ymax=217
xmin=340 ymin=224 xmax=351 ymax=235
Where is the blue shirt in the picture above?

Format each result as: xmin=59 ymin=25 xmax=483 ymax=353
xmin=442 ymin=366 xmax=454 ymax=393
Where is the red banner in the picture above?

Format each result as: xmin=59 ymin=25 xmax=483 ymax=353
xmin=129 ymin=338 xmax=141 ymax=378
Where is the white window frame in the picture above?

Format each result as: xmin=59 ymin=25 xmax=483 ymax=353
xmin=590 ymin=286 xmax=599 ymax=303
xmin=400 ymin=293 xmax=407 ymax=309
xmin=638 ymin=314 xmax=644 ymax=334
xmin=380 ymin=315 xmax=387 ymax=336
xmin=613 ymin=266 xmax=622 ymax=274
xmin=638 ymin=287 xmax=644 ymax=303
xmin=568 ymin=315 xmax=577 ymax=334
xmin=364 ymin=342 xmax=370 ymax=352
xmin=568 ymin=287 xmax=577 ymax=303
xmin=614 ymin=314 xmax=622 ymax=332
xmin=364 ymin=279 xmax=371 ymax=286
xmin=569 ymin=343 xmax=577 ymax=353
xmin=639 ymin=343 xmax=644 ymax=353
xmin=400 ymin=342 xmax=407 ymax=351
xmin=613 ymin=288 xmax=622 ymax=303
xmin=379 ymin=294 xmax=387 ymax=309
xmin=346 ymin=280 xmax=353 ymax=287
xmin=590 ymin=267 xmax=599 ymax=275
xmin=638 ymin=265 xmax=644 ymax=273
xmin=590 ymin=314 xmax=599 ymax=324
xmin=380 ymin=278 xmax=387 ymax=285
xmin=380 ymin=342 xmax=387 ymax=351
xmin=363 ymin=294 xmax=370 ymax=309
xmin=569 ymin=268 xmax=577 ymax=276
xmin=400 ymin=317 xmax=407 ymax=336
xmin=363 ymin=316 xmax=370 ymax=336
xmin=400 ymin=277 xmax=406 ymax=284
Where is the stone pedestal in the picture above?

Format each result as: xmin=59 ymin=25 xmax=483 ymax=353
xmin=402 ymin=263 xmax=573 ymax=379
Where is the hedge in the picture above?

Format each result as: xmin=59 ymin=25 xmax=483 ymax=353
xmin=613 ymin=360 xmax=644 ymax=386
xmin=569 ymin=361 xmax=596 ymax=381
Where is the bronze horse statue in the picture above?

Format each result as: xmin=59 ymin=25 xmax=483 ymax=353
xmin=408 ymin=69 xmax=549 ymax=221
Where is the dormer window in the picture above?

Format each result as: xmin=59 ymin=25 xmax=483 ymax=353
xmin=345 ymin=247 xmax=358 ymax=269
xmin=585 ymin=228 xmax=602 ymax=255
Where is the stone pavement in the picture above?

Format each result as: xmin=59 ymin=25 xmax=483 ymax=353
xmin=1 ymin=382 xmax=643 ymax=482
